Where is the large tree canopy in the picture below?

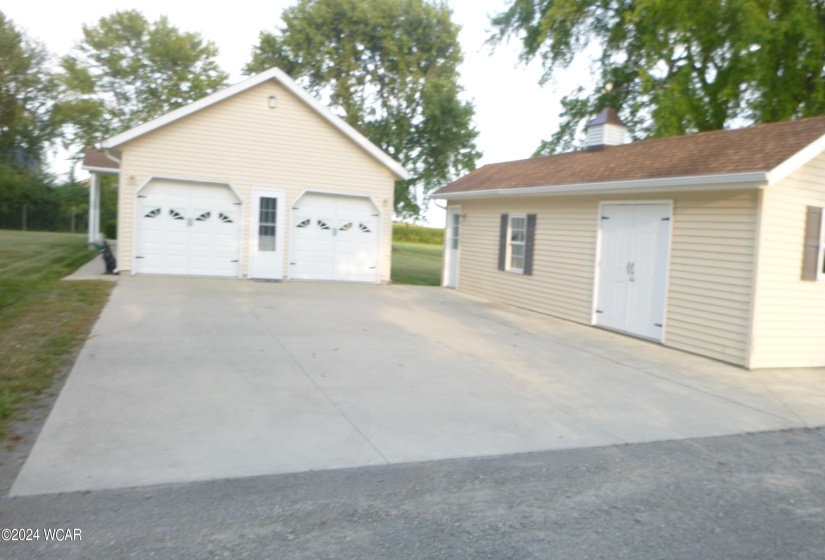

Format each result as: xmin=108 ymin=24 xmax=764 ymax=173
xmin=58 ymin=10 xmax=229 ymax=156
xmin=491 ymin=0 xmax=825 ymax=155
xmin=0 ymin=11 xmax=60 ymax=169
xmin=246 ymin=0 xmax=481 ymax=218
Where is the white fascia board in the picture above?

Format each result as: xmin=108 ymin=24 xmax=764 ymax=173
xmin=101 ymin=67 xmax=409 ymax=181
xmin=433 ymin=172 xmax=768 ymax=199
xmin=81 ymin=166 xmax=120 ymax=175
xmin=766 ymin=132 xmax=825 ymax=185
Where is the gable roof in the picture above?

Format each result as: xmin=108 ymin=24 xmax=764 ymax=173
xmin=101 ymin=67 xmax=409 ymax=180
xmin=436 ymin=116 xmax=825 ymax=197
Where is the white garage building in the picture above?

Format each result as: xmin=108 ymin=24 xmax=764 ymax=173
xmin=84 ymin=67 xmax=407 ymax=283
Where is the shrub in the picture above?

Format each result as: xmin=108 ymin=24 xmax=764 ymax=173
xmin=393 ymin=222 xmax=443 ymax=245
xmin=103 ymin=220 xmax=117 ymax=240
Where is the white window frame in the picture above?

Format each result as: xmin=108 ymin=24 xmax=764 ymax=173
xmin=257 ymin=196 xmax=279 ymax=252
xmin=507 ymin=215 xmax=527 ymax=274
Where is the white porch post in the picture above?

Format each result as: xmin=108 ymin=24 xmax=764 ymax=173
xmin=88 ymin=172 xmax=101 ymax=243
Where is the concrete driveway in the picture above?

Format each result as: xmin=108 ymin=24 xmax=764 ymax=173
xmin=11 ymin=278 xmax=825 ymax=496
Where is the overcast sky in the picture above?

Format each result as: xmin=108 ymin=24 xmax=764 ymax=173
xmin=4 ymin=0 xmax=594 ymax=224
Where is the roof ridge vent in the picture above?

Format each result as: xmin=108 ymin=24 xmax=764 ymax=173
xmin=586 ymin=108 xmax=627 ymax=150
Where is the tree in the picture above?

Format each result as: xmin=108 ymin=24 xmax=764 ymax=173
xmin=490 ymin=0 xmax=825 ymax=155
xmin=0 ymin=11 xmax=60 ymax=169
xmin=58 ymin=10 xmax=229 ymax=156
xmin=246 ymin=0 xmax=481 ymax=218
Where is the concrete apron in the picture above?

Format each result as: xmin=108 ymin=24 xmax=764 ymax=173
xmin=11 ymin=278 xmax=825 ymax=496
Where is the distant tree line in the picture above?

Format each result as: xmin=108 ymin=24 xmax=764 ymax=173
xmin=4 ymin=0 xmax=825 ymax=232
xmin=0 ymin=2 xmax=481 ymax=231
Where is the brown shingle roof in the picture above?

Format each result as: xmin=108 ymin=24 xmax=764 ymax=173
xmin=81 ymin=149 xmax=120 ymax=171
xmin=437 ymin=116 xmax=825 ymax=195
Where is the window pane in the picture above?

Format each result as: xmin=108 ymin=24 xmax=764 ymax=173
xmin=258 ymin=197 xmax=277 ymax=252
xmin=259 ymin=224 xmax=276 ymax=251
xmin=510 ymin=243 xmax=525 ymax=270
xmin=451 ymin=214 xmax=460 ymax=250
xmin=261 ymin=197 xmax=277 ymax=212
xmin=510 ymin=217 xmax=526 ymax=242
xmin=259 ymin=198 xmax=277 ymax=225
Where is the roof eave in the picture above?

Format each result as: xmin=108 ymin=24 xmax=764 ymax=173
xmin=766 ymin=131 xmax=825 ymax=185
xmin=433 ymin=171 xmax=769 ymax=199
xmin=81 ymin=165 xmax=120 ymax=175
xmin=101 ymin=67 xmax=410 ymax=181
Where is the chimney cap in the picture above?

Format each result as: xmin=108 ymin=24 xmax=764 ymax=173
xmin=587 ymin=107 xmax=625 ymax=127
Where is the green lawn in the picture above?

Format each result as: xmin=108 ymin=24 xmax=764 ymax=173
xmin=391 ymin=241 xmax=443 ymax=286
xmin=0 ymin=231 xmax=113 ymax=438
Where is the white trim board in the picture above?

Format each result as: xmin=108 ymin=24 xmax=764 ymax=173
xmin=81 ymin=166 xmax=120 ymax=175
xmin=434 ymin=172 xmax=768 ymax=200
xmin=766 ymin=132 xmax=825 ymax=185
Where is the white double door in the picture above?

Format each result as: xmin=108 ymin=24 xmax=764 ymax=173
xmin=596 ymin=202 xmax=672 ymax=341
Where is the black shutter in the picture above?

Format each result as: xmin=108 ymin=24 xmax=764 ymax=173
xmin=524 ymin=214 xmax=537 ymax=275
xmin=802 ymin=206 xmax=822 ymax=281
xmin=498 ymin=214 xmax=508 ymax=271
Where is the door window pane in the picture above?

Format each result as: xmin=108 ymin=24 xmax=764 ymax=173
xmin=259 ymin=197 xmax=277 ymax=252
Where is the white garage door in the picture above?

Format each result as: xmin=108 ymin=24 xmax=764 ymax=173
xmin=290 ymin=192 xmax=380 ymax=282
xmin=135 ymin=179 xmax=241 ymax=277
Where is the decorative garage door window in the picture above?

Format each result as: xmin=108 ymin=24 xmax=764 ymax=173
xmin=258 ymin=197 xmax=277 ymax=251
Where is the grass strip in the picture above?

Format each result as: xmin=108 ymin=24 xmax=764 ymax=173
xmin=0 ymin=231 xmax=113 ymax=438
xmin=391 ymin=242 xmax=443 ymax=286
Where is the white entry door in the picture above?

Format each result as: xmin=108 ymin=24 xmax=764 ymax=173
xmin=595 ymin=202 xmax=671 ymax=341
xmin=443 ymin=206 xmax=461 ymax=288
xmin=290 ymin=192 xmax=380 ymax=282
xmin=135 ymin=179 xmax=241 ymax=277
xmin=250 ymin=189 xmax=285 ymax=280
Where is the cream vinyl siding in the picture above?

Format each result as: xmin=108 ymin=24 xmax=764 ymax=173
xmin=749 ymin=151 xmax=825 ymax=368
xmin=665 ymin=190 xmax=758 ymax=366
xmin=115 ymin=80 xmax=395 ymax=281
xmin=454 ymin=189 xmax=758 ymax=366
xmin=456 ymin=196 xmax=597 ymax=324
